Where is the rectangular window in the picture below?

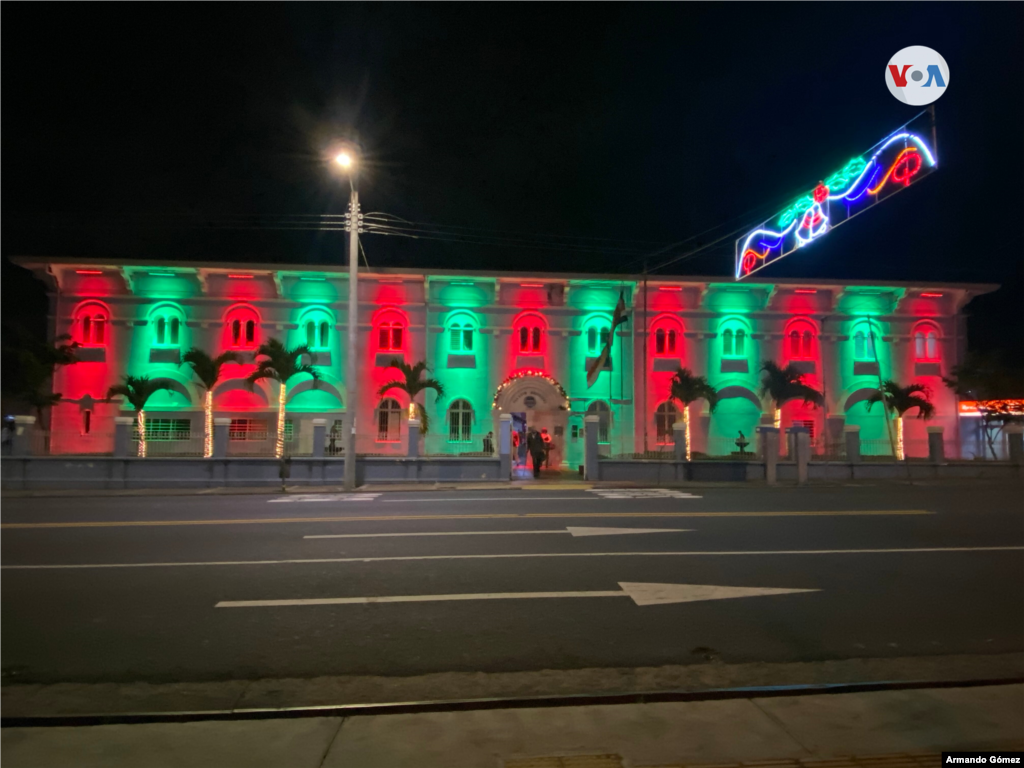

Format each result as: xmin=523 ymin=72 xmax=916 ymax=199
xmin=228 ymin=418 xmax=293 ymax=441
xmin=377 ymin=410 xmax=401 ymax=442
xmin=82 ymin=410 xmax=91 ymax=435
xmin=450 ymin=328 xmax=462 ymax=351
xmin=229 ymin=418 xmax=268 ymax=441
xmin=463 ymin=329 xmax=473 ymax=351
xmin=448 ymin=412 xmax=472 ymax=443
xmin=793 ymin=419 xmax=816 ymax=440
xmin=94 ymin=317 xmax=105 ymax=344
xmin=135 ymin=418 xmax=191 ymax=441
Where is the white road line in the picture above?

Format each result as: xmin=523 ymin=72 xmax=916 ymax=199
xmin=4 ymin=546 xmax=1021 ymax=570
xmin=381 ymin=495 xmax=702 ymax=502
xmin=268 ymin=499 xmax=385 ymax=505
xmin=303 ymin=527 xmax=691 ymax=539
xmin=589 ymin=489 xmax=701 ymax=499
xmin=215 ymin=582 xmax=818 ymax=609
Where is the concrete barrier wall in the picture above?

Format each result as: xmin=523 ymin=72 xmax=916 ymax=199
xmin=1 ymin=456 xmax=502 ymax=490
xmin=595 ymin=459 xmax=1019 ymax=483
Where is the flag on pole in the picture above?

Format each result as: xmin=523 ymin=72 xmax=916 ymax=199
xmin=586 ymin=292 xmax=629 ymax=388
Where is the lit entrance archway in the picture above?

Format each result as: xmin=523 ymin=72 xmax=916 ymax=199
xmin=493 ymin=370 xmax=569 ymax=469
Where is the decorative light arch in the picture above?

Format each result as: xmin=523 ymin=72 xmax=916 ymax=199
xmin=491 ymin=368 xmax=568 ymax=410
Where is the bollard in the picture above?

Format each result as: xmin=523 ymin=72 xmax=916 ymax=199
xmin=12 ymin=415 xmax=36 ymax=457
xmin=113 ymin=417 xmax=134 ymax=458
xmin=1006 ymin=424 xmax=1023 ymax=466
xmin=927 ymin=426 xmax=945 ymax=463
xmin=756 ymin=426 xmax=779 ymax=485
xmin=213 ymin=418 xmax=230 ymax=458
xmin=407 ymin=419 xmax=420 ymax=458
xmin=499 ymin=413 xmax=512 ymax=479
xmin=584 ymin=414 xmax=600 ymax=481
xmin=790 ymin=426 xmax=810 ymax=485
xmin=312 ymin=418 xmax=327 ymax=459
xmin=844 ymin=424 xmax=861 ymax=464
xmin=673 ymin=420 xmax=687 ymax=463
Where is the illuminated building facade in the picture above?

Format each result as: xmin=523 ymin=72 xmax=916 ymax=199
xmin=15 ymin=257 xmax=995 ymax=464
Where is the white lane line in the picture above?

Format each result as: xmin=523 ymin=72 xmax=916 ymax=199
xmin=381 ymin=495 xmax=702 ymax=502
xmin=269 ymin=494 xmax=382 ymax=503
xmin=4 ymin=546 xmax=1021 ymax=570
xmin=303 ymin=527 xmax=691 ymax=539
xmin=216 ymin=582 xmax=818 ymax=609
xmin=589 ymin=489 xmax=701 ymax=499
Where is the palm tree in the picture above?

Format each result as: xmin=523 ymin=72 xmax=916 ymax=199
xmin=2 ymin=328 xmax=80 ymax=431
xmin=105 ymin=375 xmax=174 ymax=457
xmin=245 ymin=338 xmax=320 ymax=458
xmin=377 ymin=359 xmax=444 ymax=435
xmin=668 ymin=368 xmax=719 ymax=460
xmin=181 ymin=347 xmax=242 ymax=458
xmin=759 ymin=360 xmax=824 ymax=429
xmin=866 ymin=380 xmax=935 ymax=460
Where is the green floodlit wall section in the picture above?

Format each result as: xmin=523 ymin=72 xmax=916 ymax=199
xmin=703 ymin=285 xmax=769 ymax=456
xmin=432 ymin=306 xmax=492 ymax=456
xmin=836 ymin=289 xmax=900 ymax=456
xmin=128 ymin=298 xmax=195 ymax=412
xmin=567 ymin=281 xmax=635 ymax=460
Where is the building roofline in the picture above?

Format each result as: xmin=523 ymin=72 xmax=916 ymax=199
xmin=9 ymin=255 xmax=1001 ymax=295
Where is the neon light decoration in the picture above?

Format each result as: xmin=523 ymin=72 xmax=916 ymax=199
xmin=491 ymin=368 xmax=569 ymax=410
xmin=736 ymin=116 xmax=937 ymax=279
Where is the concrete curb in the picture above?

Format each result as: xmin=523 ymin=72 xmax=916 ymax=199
xmin=4 ymin=653 xmax=1021 ymax=721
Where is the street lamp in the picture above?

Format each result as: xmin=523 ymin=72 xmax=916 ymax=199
xmin=334 ymin=146 xmax=361 ymax=490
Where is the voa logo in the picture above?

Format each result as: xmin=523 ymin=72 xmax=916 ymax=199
xmin=886 ymin=46 xmax=949 ymax=105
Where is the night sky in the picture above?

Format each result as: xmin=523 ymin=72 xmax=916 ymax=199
xmin=3 ymin=4 xmax=1022 ymax=362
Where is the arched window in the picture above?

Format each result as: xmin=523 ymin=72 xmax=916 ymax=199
xmin=450 ymin=322 xmax=474 ymax=352
xmin=75 ymin=305 xmax=108 ymax=346
xmin=653 ymin=321 xmax=680 ymax=355
xmin=319 ymin=321 xmax=329 ymax=349
xmin=721 ymin=324 xmax=746 ymax=357
xmin=376 ymin=398 xmax=402 ymax=443
xmin=655 ymin=401 xmax=679 ymax=445
xmin=447 ymin=399 xmax=474 ymax=443
xmin=378 ymin=320 xmax=404 ymax=351
xmin=513 ymin=314 xmax=544 ymax=353
xmin=586 ymin=322 xmax=611 ymax=355
xmin=225 ymin=306 xmax=259 ymax=350
xmin=306 ymin=321 xmax=316 ymax=348
xmin=853 ymin=323 xmax=878 ymax=361
xmin=152 ymin=310 xmax=183 ymax=347
xmin=786 ymin=321 xmax=816 ymax=360
xmin=586 ymin=400 xmax=611 ymax=444
xmin=913 ymin=324 xmax=940 ymax=361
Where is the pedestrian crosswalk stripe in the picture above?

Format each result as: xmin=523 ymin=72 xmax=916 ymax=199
xmin=268 ymin=493 xmax=382 ymax=503
xmin=588 ymin=489 xmax=701 ymax=499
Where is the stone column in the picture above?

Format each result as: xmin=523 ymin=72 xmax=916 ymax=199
xmin=1006 ymin=424 xmax=1023 ymax=466
xmin=407 ymin=419 xmax=421 ymax=458
xmin=790 ymin=426 xmax=810 ymax=485
xmin=213 ymin=418 xmax=230 ymax=458
xmin=927 ymin=425 xmax=945 ymax=463
xmin=12 ymin=415 xmax=36 ymax=457
xmin=757 ymin=426 xmax=779 ymax=485
xmin=584 ymin=414 xmax=600 ymax=481
xmin=844 ymin=424 xmax=861 ymax=464
xmin=312 ymin=418 xmax=327 ymax=459
xmin=673 ymin=420 xmax=687 ymax=463
xmin=499 ymin=413 xmax=512 ymax=479
xmin=113 ymin=416 xmax=134 ymax=458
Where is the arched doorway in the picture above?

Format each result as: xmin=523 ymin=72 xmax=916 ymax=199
xmin=493 ymin=371 xmax=569 ymax=469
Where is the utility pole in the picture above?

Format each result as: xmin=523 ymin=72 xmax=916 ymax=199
xmin=343 ymin=188 xmax=361 ymax=490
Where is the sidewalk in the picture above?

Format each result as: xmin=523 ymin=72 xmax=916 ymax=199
xmin=3 ymin=684 xmax=1021 ymax=768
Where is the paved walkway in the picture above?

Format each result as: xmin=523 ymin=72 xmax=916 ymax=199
xmin=3 ymin=684 xmax=1021 ymax=768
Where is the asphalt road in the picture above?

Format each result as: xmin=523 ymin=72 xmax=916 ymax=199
xmin=2 ymin=481 xmax=1022 ymax=686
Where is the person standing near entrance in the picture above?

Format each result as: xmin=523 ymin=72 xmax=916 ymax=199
xmin=526 ymin=428 xmax=545 ymax=478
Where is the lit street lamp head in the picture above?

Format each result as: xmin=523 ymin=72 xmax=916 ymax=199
xmin=334 ymin=151 xmax=353 ymax=169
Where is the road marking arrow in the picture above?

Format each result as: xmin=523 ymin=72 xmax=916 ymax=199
xmin=303 ymin=526 xmax=691 ymax=539
xmin=215 ymin=582 xmax=819 ymax=609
